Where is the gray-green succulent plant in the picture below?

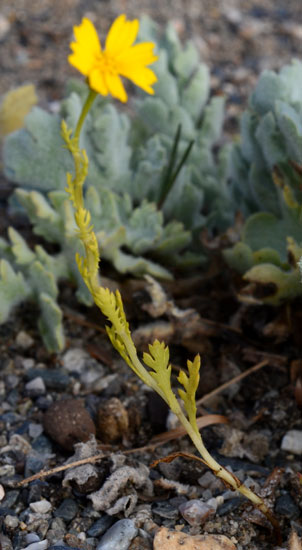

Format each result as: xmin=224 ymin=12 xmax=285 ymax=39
xmin=225 ymin=59 xmax=302 ymax=305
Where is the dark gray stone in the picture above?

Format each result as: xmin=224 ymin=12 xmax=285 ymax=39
xmin=54 ymin=498 xmax=78 ymax=522
xmin=87 ymin=515 xmax=114 ymax=537
xmin=275 ymin=493 xmax=300 ymax=519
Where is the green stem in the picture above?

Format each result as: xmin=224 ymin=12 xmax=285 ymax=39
xmin=74 ymin=89 xmax=98 ymax=143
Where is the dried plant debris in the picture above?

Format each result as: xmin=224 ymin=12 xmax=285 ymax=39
xmin=89 ymin=458 xmax=153 ymax=516
xmin=62 ymin=435 xmax=104 ymax=494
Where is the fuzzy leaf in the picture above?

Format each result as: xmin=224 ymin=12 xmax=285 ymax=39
xmin=242 ymin=211 xmax=302 ymax=262
xmin=198 ymin=96 xmax=225 ymax=146
xmin=29 ymin=261 xmax=58 ymax=300
xmin=38 ymin=292 xmax=65 ymax=351
xmin=3 ymin=107 xmax=72 ymax=191
xmin=255 ymin=112 xmax=287 ymax=169
xmin=250 ymin=70 xmax=287 ymax=115
xmin=275 ymin=100 xmax=302 ymax=163
xmin=15 ymin=189 xmax=62 ymax=242
xmin=0 ymin=260 xmax=31 ymax=322
xmin=181 ymin=64 xmax=210 ymax=119
xmin=172 ymin=41 xmax=199 ymax=79
xmin=8 ymin=227 xmax=36 ymax=265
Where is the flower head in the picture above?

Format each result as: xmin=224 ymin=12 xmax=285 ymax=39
xmin=68 ymin=15 xmax=158 ymax=103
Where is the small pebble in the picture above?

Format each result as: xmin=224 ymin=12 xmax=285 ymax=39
xmin=97 ymin=519 xmax=138 ymax=550
xmin=25 ymin=378 xmax=46 ymax=397
xmin=179 ymin=499 xmax=216 ymax=526
xmin=62 ymin=348 xmax=91 ymax=373
xmin=30 ymin=500 xmax=52 ymax=514
xmin=4 ymin=514 xmax=19 ymax=529
xmin=43 ymin=399 xmax=96 ymax=451
xmin=28 ymin=423 xmax=44 ymax=439
xmin=275 ymin=493 xmax=300 ymax=518
xmin=0 ymin=535 xmax=13 ymax=550
xmin=31 ymin=434 xmax=53 ymax=455
xmin=97 ymin=398 xmax=129 ymax=443
xmin=54 ymin=498 xmax=78 ymax=522
xmin=0 ymin=465 xmax=15 ymax=477
xmin=24 ymin=455 xmax=45 ymax=477
xmin=1 ymin=490 xmax=19 ymax=508
xmin=15 ymin=331 xmax=34 ymax=349
xmin=218 ymin=497 xmax=243 ymax=516
xmin=87 ymin=515 xmax=115 ymax=537
xmin=281 ymin=430 xmax=302 ymax=455
xmin=152 ymin=501 xmax=179 ymax=520
xmin=26 ymin=367 xmax=69 ymax=391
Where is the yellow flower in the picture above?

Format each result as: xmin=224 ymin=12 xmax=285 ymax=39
xmin=68 ymin=15 xmax=158 ymax=103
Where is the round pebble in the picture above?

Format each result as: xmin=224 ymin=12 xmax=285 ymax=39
xmin=97 ymin=519 xmax=138 ymax=550
xmin=281 ymin=430 xmax=302 ymax=455
xmin=15 ymin=330 xmax=34 ymax=349
xmin=62 ymin=348 xmax=91 ymax=373
xmin=179 ymin=499 xmax=216 ymax=526
xmin=30 ymin=500 xmax=52 ymax=514
xmin=25 ymin=378 xmax=46 ymax=397
xmin=54 ymin=498 xmax=78 ymax=522
xmin=87 ymin=515 xmax=115 ymax=537
xmin=4 ymin=514 xmax=19 ymax=529
xmin=43 ymin=399 xmax=96 ymax=451
xmin=275 ymin=493 xmax=300 ymax=518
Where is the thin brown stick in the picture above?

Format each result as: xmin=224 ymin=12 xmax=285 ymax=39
xmin=196 ymin=359 xmax=269 ymax=407
xmin=17 ymin=454 xmax=106 ymax=486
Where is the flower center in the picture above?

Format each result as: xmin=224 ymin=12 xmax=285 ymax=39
xmin=95 ymin=52 xmax=118 ymax=75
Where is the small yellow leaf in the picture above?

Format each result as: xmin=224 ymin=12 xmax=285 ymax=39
xmin=0 ymin=84 xmax=37 ymax=138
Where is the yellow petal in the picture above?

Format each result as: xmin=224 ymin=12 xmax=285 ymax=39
xmin=117 ymin=42 xmax=158 ymax=67
xmin=104 ymin=73 xmax=128 ymax=103
xmin=105 ymin=14 xmax=139 ymax=56
xmin=121 ymin=66 xmax=157 ymax=95
xmin=89 ymin=68 xmax=109 ymax=97
xmin=69 ymin=18 xmax=101 ymax=75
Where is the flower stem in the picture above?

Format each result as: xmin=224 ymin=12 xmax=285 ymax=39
xmin=74 ymin=89 xmax=97 ymax=143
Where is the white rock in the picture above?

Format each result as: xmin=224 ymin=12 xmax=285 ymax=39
xmin=4 ymin=515 xmax=18 ymax=529
xmin=25 ymin=377 xmax=46 ymax=395
xmin=29 ymin=500 xmax=52 ymax=514
xmin=16 ymin=330 xmax=34 ymax=349
xmin=62 ymin=348 xmax=90 ymax=372
xmin=28 ymin=423 xmax=44 ymax=439
xmin=281 ymin=430 xmax=302 ymax=455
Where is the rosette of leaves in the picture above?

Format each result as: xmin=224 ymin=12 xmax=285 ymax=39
xmin=1 ymin=18 xmax=234 ymax=350
xmin=225 ymin=60 xmax=302 ymax=304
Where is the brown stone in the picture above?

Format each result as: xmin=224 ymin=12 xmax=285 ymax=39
xmin=43 ymin=399 xmax=96 ymax=451
xmin=153 ymin=527 xmax=236 ymax=550
xmin=97 ymin=397 xmax=129 ymax=443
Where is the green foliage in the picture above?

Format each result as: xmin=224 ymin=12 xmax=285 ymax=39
xmin=225 ymin=60 xmax=302 ymax=304
xmin=1 ymin=18 xmax=235 ymax=349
